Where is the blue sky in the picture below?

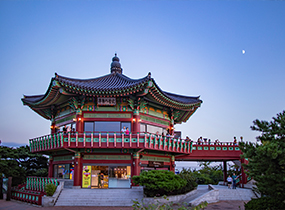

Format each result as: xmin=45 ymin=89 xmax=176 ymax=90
xmin=0 ymin=1 xmax=285 ymax=147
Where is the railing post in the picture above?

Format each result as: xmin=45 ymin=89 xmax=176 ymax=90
xmin=122 ymin=134 xmax=124 ymax=147
xmin=60 ymin=132 xmax=63 ymax=147
xmin=114 ymin=132 xmax=116 ymax=147
xmin=144 ymin=133 xmax=147 ymax=148
xmin=137 ymin=132 xmax=139 ymax=147
xmin=129 ymin=132 xmax=132 ymax=147
xmin=99 ymin=132 xmax=101 ymax=147
xmin=68 ymin=132 xmax=71 ymax=146
xmin=84 ymin=132 xmax=86 ymax=147
xmin=76 ymin=132 xmax=78 ymax=147
xmin=107 ymin=132 xmax=109 ymax=147
xmin=91 ymin=133 xmax=93 ymax=147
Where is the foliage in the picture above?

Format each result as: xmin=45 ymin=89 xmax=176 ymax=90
xmin=132 ymin=196 xmax=208 ymax=210
xmin=45 ymin=183 xmax=57 ymax=196
xmin=0 ymin=145 xmax=48 ymax=186
xmin=181 ymin=162 xmax=223 ymax=185
xmin=178 ymin=168 xmax=198 ymax=192
xmin=239 ymin=111 xmax=285 ymax=207
xmin=244 ymin=197 xmax=285 ymax=210
xmin=132 ymin=170 xmax=188 ymax=197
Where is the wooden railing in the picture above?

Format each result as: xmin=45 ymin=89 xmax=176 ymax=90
xmin=11 ymin=177 xmax=59 ymax=205
xmin=29 ymin=132 xmax=193 ymax=154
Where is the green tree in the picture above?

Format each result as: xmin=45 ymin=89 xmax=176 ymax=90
xmin=240 ymin=111 xmax=285 ymax=209
xmin=0 ymin=145 xmax=48 ymax=186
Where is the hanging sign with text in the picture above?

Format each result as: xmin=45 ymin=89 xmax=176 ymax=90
xmin=97 ymin=97 xmax=116 ymax=106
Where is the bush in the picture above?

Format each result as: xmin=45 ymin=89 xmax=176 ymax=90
xmin=178 ymin=168 xmax=198 ymax=193
xmin=132 ymin=170 xmax=187 ymax=197
xmin=245 ymin=197 xmax=285 ymax=210
xmin=45 ymin=183 xmax=57 ymax=196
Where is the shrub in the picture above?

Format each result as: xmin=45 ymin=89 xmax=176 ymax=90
xmin=132 ymin=170 xmax=187 ymax=197
xmin=45 ymin=183 xmax=57 ymax=196
xmin=178 ymin=168 xmax=198 ymax=193
xmin=245 ymin=197 xmax=285 ymax=210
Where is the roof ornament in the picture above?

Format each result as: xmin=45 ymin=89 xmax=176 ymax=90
xmin=110 ymin=53 xmax=123 ymax=74
xmin=148 ymin=72 xmax=151 ymax=78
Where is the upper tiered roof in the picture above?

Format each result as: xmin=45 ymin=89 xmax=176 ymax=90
xmin=22 ymin=54 xmax=202 ymax=123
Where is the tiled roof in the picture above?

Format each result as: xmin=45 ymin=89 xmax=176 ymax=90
xmin=162 ymin=91 xmax=201 ymax=104
xmin=56 ymin=73 xmax=150 ymax=91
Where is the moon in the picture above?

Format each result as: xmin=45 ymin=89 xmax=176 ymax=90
xmin=242 ymin=50 xmax=246 ymax=54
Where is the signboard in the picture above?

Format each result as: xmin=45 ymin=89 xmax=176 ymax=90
xmin=82 ymin=166 xmax=91 ymax=188
xmin=148 ymin=161 xmax=164 ymax=168
xmin=97 ymin=97 xmax=116 ymax=106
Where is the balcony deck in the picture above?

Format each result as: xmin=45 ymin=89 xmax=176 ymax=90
xmin=29 ymin=132 xmax=242 ymax=159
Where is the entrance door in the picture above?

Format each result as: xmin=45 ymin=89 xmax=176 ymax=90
xmin=90 ymin=166 xmax=109 ymax=189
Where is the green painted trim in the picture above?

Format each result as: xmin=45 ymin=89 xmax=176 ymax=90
xmin=203 ymin=147 xmax=209 ymax=150
xmin=222 ymin=147 xmax=227 ymax=150
xmin=229 ymin=147 xmax=234 ymax=150
xmin=140 ymin=115 xmax=169 ymax=126
xmin=84 ymin=113 xmax=131 ymax=118
xmin=53 ymin=155 xmax=73 ymax=161
xmin=216 ymin=147 xmax=221 ymax=150
xmin=235 ymin=147 xmax=240 ymax=151
xmin=210 ymin=147 xmax=215 ymax=150
xmin=197 ymin=146 xmax=202 ymax=150
xmin=55 ymin=114 xmax=76 ymax=125
xmin=83 ymin=155 xmax=131 ymax=160
xmin=140 ymin=156 xmax=170 ymax=162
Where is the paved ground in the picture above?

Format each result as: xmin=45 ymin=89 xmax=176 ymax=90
xmin=0 ymin=199 xmax=248 ymax=210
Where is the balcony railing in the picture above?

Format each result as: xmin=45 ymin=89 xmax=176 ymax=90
xmin=29 ymin=132 xmax=193 ymax=154
xmin=29 ymin=132 xmax=241 ymax=154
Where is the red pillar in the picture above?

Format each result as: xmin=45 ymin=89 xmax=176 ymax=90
xmin=48 ymin=157 xmax=53 ymax=178
xmin=223 ymin=161 xmax=227 ymax=184
xmin=131 ymin=153 xmax=140 ymax=186
xmin=76 ymin=113 xmax=83 ymax=133
xmin=170 ymin=156 xmax=175 ymax=173
xmin=132 ymin=110 xmax=140 ymax=134
xmin=241 ymin=158 xmax=246 ymax=188
xmin=74 ymin=152 xmax=82 ymax=187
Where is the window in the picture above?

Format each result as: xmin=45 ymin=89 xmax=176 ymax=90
xmin=84 ymin=121 xmax=131 ymax=133
xmin=140 ymin=123 xmax=166 ymax=135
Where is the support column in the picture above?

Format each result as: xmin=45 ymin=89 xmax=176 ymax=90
xmin=51 ymin=120 xmax=56 ymax=134
xmin=48 ymin=156 xmax=53 ymax=178
xmin=132 ymin=110 xmax=140 ymax=134
xmin=74 ymin=152 xmax=82 ymax=188
xmin=170 ymin=156 xmax=175 ymax=173
xmin=133 ymin=152 xmax=141 ymax=176
xmin=223 ymin=160 xmax=227 ymax=184
xmin=241 ymin=158 xmax=246 ymax=188
xmin=76 ymin=112 xmax=83 ymax=133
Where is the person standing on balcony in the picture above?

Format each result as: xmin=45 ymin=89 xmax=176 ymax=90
xmin=121 ymin=126 xmax=126 ymax=134
xmin=63 ymin=125 xmax=67 ymax=134
xmin=233 ymin=137 xmax=237 ymax=145
xmin=125 ymin=127 xmax=130 ymax=135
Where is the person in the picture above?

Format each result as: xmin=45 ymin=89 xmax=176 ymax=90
xmin=63 ymin=125 xmax=67 ymax=134
xmin=197 ymin=136 xmax=202 ymax=145
xmin=227 ymin=175 xmax=233 ymax=189
xmin=233 ymin=137 xmax=237 ymax=145
xmin=121 ymin=126 xmax=126 ymax=134
xmin=125 ymin=127 xmax=130 ymax=135
xmin=185 ymin=136 xmax=190 ymax=142
xmin=232 ymin=173 xmax=237 ymax=189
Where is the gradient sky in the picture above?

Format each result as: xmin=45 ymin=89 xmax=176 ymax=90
xmin=0 ymin=1 xmax=285 ymax=147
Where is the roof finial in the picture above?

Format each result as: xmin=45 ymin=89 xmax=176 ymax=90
xmin=111 ymin=53 xmax=122 ymax=74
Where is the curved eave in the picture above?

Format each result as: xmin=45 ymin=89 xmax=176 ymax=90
xmin=147 ymin=79 xmax=202 ymax=110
